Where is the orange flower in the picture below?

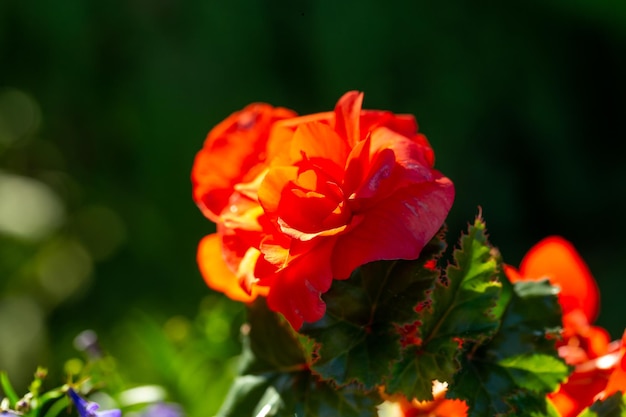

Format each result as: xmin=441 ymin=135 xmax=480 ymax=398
xmin=503 ymin=236 xmax=608 ymax=363
xmin=504 ymin=237 xmax=625 ymax=417
xmin=503 ymin=236 xmax=599 ymax=322
xmin=192 ymin=103 xmax=296 ymax=222
xmin=192 ymin=91 xmax=455 ymax=329
xmin=548 ymin=331 xmax=625 ymax=417
xmin=601 ymin=329 xmax=626 ymax=398
xmin=379 ymin=381 xmax=468 ymax=417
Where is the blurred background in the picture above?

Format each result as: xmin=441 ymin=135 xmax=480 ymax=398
xmin=1 ymin=1 xmax=625 ymax=415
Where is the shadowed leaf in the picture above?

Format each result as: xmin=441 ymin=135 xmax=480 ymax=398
xmin=300 ymin=230 xmax=447 ymax=389
xmin=448 ymin=279 xmax=568 ymax=417
xmin=578 ymin=392 xmax=626 ymax=417
xmin=217 ymin=299 xmax=380 ymax=417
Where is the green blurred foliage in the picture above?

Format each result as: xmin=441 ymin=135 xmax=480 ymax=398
xmin=0 ymin=0 xmax=625 ymax=414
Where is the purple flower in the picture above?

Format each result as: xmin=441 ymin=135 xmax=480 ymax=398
xmin=67 ymin=388 xmax=122 ymax=417
xmin=141 ymin=402 xmax=184 ymax=417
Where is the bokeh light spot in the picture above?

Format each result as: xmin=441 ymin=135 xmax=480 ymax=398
xmin=0 ymin=172 xmax=65 ymax=241
xmin=203 ymin=311 xmax=230 ymax=344
xmin=0 ymin=296 xmax=45 ymax=387
xmin=0 ymin=89 xmax=41 ymax=146
xmin=117 ymin=385 xmax=166 ymax=407
xmin=36 ymin=239 xmax=93 ymax=303
xmin=163 ymin=315 xmax=191 ymax=343
xmin=63 ymin=358 xmax=84 ymax=376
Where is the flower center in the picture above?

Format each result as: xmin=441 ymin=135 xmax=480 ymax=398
xmin=276 ymin=160 xmax=351 ymax=239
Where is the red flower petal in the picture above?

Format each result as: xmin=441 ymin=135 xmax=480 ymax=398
xmin=502 ymin=264 xmax=523 ymax=282
xmin=561 ymin=309 xmax=611 ymax=361
xmin=259 ymin=124 xmax=352 ymax=240
xmin=603 ymin=330 xmax=626 ymax=397
xmin=519 ymin=236 xmax=600 ymax=323
xmin=333 ymin=91 xmax=364 ymax=147
xmin=266 ymin=239 xmax=336 ymax=329
xmin=332 ymin=176 xmax=454 ymax=278
xmin=343 ymin=127 xmax=437 ymax=205
xmin=360 ymin=110 xmax=417 ymax=141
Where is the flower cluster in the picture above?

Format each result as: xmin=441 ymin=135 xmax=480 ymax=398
xmin=506 ymin=237 xmax=626 ymax=417
xmin=192 ymin=92 xmax=625 ymax=416
xmin=388 ymin=236 xmax=626 ymax=417
xmin=192 ymin=91 xmax=455 ymax=329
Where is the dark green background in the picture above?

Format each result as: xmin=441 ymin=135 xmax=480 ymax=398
xmin=1 ymin=0 xmax=625 ymax=410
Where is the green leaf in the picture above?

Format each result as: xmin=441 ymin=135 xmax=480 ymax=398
xmin=0 ymin=371 xmax=19 ymax=405
xmin=451 ymin=355 xmax=568 ymax=417
xmin=487 ymin=279 xmax=563 ymax=359
xmin=40 ymin=395 xmax=70 ymax=417
xmin=578 ymin=392 xmax=626 ymax=417
xmin=507 ymin=391 xmax=561 ymax=417
xmin=387 ymin=338 xmax=461 ymax=401
xmin=238 ymin=299 xmax=307 ymax=376
xmin=219 ymin=373 xmax=378 ymax=417
xmin=217 ymin=298 xmax=380 ymax=417
xmin=448 ymin=279 xmax=568 ymax=417
xmin=499 ymin=354 xmax=569 ymax=392
xmin=31 ymin=387 xmax=65 ymax=415
xmin=299 ymin=230 xmax=446 ymax=390
xmin=426 ymin=217 xmax=502 ymax=341
xmin=387 ymin=216 xmax=502 ymax=400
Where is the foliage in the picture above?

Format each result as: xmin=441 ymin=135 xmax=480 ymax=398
xmin=0 ymin=218 xmax=623 ymax=417
xmin=209 ymin=216 xmax=576 ymax=416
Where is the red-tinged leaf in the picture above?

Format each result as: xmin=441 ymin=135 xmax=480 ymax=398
xmin=300 ymin=231 xmax=447 ymax=390
xmin=387 ymin=216 xmax=502 ymax=400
